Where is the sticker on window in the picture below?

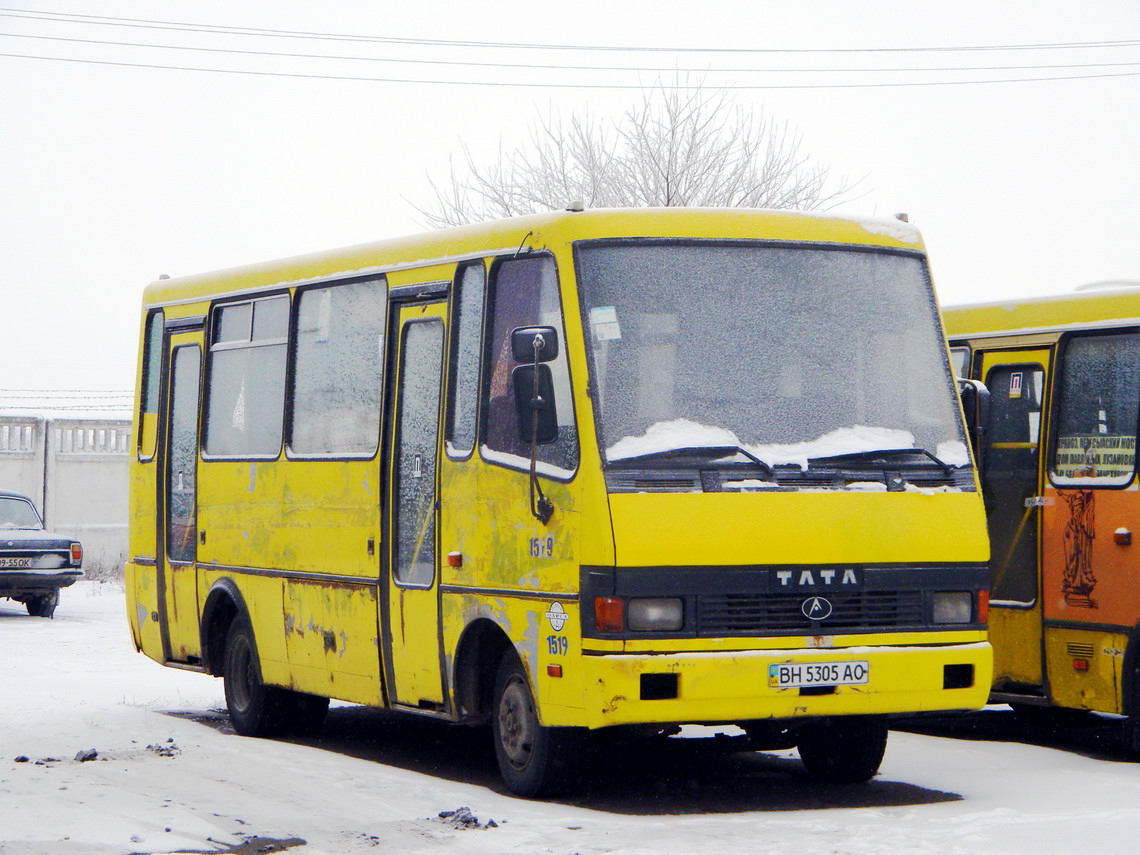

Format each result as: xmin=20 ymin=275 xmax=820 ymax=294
xmin=1009 ymin=372 xmax=1023 ymax=399
xmin=589 ymin=306 xmax=622 ymax=341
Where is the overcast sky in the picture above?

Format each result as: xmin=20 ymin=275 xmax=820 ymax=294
xmin=2 ymin=0 xmax=1138 ymax=393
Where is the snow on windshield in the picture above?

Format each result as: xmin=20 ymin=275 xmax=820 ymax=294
xmin=607 ymin=419 xmax=947 ymax=469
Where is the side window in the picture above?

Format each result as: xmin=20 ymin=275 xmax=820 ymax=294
xmin=138 ymin=310 xmax=164 ymax=460
xmin=290 ymin=278 xmax=387 ymax=456
xmin=950 ymin=346 xmax=970 ymax=378
xmin=204 ymin=295 xmax=289 ymax=457
xmin=482 ymin=255 xmax=578 ymax=475
xmin=446 ymin=262 xmax=485 ymax=458
xmin=1051 ymin=331 xmax=1140 ymax=486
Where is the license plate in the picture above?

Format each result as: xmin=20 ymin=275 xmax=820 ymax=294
xmin=0 ymin=557 xmax=32 ymax=569
xmin=769 ymin=660 xmax=870 ymax=689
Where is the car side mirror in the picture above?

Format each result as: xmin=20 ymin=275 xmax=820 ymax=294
xmin=511 ymin=326 xmax=559 ymax=363
xmin=959 ymin=378 xmax=990 ymax=468
xmin=513 ymin=365 xmax=558 ymax=444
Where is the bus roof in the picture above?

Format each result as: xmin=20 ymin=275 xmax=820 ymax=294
xmin=141 ymin=207 xmax=925 ymax=307
xmin=944 ymin=281 xmax=1140 ymax=340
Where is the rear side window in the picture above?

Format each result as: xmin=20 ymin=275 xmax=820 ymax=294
xmin=1051 ymin=331 xmax=1140 ymax=487
xmin=138 ymin=310 xmax=164 ymax=460
xmin=204 ymin=295 xmax=289 ymax=457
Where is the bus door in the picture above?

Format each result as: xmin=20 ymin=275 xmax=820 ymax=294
xmin=979 ymin=349 xmax=1051 ymax=689
xmin=157 ymin=328 xmax=204 ymax=663
xmin=383 ymin=300 xmax=447 ymax=710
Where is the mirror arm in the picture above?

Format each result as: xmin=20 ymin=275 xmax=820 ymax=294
xmin=527 ymin=334 xmax=555 ymax=524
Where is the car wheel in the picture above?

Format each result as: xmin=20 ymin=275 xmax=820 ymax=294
xmin=25 ymin=590 xmax=60 ymax=618
xmin=222 ymin=617 xmax=328 ymax=738
xmin=797 ymin=715 xmax=889 ymax=784
xmin=491 ymin=651 xmax=581 ymax=798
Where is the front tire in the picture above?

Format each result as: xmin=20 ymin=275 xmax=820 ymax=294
xmin=491 ymin=651 xmax=581 ymax=798
xmin=222 ymin=617 xmax=329 ymax=738
xmin=797 ymin=715 xmax=889 ymax=784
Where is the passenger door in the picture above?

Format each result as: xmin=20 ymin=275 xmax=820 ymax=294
xmin=157 ymin=329 xmax=204 ymax=663
xmin=979 ymin=349 xmax=1051 ymax=689
xmin=383 ymin=300 xmax=447 ymax=710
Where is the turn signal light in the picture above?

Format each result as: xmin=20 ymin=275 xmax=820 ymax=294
xmin=978 ymin=590 xmax=990 ymax=624
xmin=594 ymin=596 xmax=624 ymax=633
xmin=69 ymin=542 xmax=83 ymax=567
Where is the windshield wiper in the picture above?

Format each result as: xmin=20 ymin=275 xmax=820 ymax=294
xmin=610 ymin=445 xmax=774 ymax=477
xmin=807 ymin=447 xmax=954 ymax=473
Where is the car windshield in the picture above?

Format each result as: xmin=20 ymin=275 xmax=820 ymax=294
xmin=0 ymin=496 xmax=42 ymax=528
xmin=575 ymin=240 xmax=969 ymax=474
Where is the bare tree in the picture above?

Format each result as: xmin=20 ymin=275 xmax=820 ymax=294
xmin=415 ymin=80 xmax=856 ymax=228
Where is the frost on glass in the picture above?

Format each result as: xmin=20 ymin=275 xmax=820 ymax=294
xmin=167 ymin=346 xmax=200 ymax=563
xmin=1051 ymin=333 xmax=1140 ymax=487
xmin=394 ymin=321 xmax=443 ymax=586
xmin=482 ymin=256 xmax=578 ymax=473
xmin=291 ymin=278 xmax=386 ymax=455
xmin=205 ymin=296 xmax=287 ymax=457
xmin=446 ymin=263 xmax=485 ymax=457
xmin=575 ymin=242 xmax=966 ymax=470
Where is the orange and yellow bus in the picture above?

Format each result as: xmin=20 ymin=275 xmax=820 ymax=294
xmin=126 ymin=208 xmax=991 ymax=796
xmin=945 ymin=283 xmax=1140 ymax=745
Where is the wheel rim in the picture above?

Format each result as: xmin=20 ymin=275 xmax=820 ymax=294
xmin=497 ymin=674 xmax=535 ymax=771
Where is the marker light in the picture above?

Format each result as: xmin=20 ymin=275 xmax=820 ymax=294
xmin=628 ymin=598 xmax=684 ymax=632
xmin=594 ymin=597 xmax=624 ymax=633
xmin=932 ymin=591 xmax=972 ymax=624
xmin=1073 ymin=658 xmax=1089 ymax=672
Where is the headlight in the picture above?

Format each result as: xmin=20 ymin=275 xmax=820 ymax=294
xmin=627 ymin=597 xmax=683 ymax=631
xmin=932 ymin=591 xmax=972 ymax=624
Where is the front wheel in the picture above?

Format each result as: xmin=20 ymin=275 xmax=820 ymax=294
xmin=222 ymin=617 xmax=329 ymax=738
xmin=25 ymin=590 xmax=59 ymax=618
xmin=797 ymin=715 xmax=889 ymax=784
xmin=491 ymin=651 xmax=581 ymax=798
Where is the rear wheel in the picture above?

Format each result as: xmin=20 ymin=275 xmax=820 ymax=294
xmin=25 ymin=590 xmax=59 ymax=618
xmin=222 ymin=617 xmax=328 ymax=738
xmin=797 ymin=715 xmax=889 ymax=784
xmin=491 ymin=651 xmax=581 ymax=798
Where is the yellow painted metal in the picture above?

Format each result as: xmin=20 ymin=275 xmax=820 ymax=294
xmin=125 ymin=208 xmax=992 ymax=736
xmin=1044 ymin=627 xmax=1127 ymax=714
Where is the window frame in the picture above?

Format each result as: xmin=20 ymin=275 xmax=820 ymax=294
xmin=201 ymin=292 xmax=291 ymax=461
xmin=138 ymin=309 xmax=165 ymax=462
xmin=284 ymin=274 xmax=389 ymax=461
xmin=478 ymin=251 xmax=580 ymax=482
xmin=1047 ymin=327 xmax=1140 ymax=490
xmin=444 ymin=260 xmax=487 ymax=462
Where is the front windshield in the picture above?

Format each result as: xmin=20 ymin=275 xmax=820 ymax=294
xmin=575 ymin=240 xmax=969 ymax=469
xmin=0 ymin=497 xmax=42 ymax=528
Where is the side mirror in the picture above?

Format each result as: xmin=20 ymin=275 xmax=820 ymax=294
xmin=512 ymin=326 xmax=559 ymax=363
xmin=958 ymin=378 xmax=990 ymax=468
xmin=513 ymin=365 xmax=558 ymax=444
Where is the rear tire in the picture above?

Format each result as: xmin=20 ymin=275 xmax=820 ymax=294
xmin=222 ymin=617 xmax=329 ymax=738
xmin=797 ymin=715 xmax=889 ymax=784
xmin=25 ymin=591 xmax=59 ymax=618
xmin=491 ymin=651 xmax=581 ymax=798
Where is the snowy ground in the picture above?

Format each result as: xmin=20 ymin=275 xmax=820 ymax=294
xmin=3 ymin=583 xmax=1139 ymax=855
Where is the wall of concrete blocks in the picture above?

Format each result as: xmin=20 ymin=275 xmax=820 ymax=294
xmin=0 ymin=416 xmax=130 ymax=576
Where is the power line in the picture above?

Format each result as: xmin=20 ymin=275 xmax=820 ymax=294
xmin=4 ymin=50 xmax=1139 ymax=88
xmin=2 ymin=7 xmax=1138 ymax=55
xmin=4 ymin=31 xmax=1140 ymax=76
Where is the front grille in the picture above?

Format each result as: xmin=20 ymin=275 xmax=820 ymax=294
xmin=698 ymin=590 xmax=925 ymax=635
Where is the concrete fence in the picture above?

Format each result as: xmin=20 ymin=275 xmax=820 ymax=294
xmin=0 ymin=416 xmax=130 ymax=577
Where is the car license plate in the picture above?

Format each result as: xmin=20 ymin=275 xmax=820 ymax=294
xmin=0 ymin=557 xmax=32 ymax=569
xmin=768 ymin=660 xmax=870 ymax=689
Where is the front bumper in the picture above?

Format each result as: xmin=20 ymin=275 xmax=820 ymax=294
xmin=562 ymin=640 xmax=992 ymax=729
xmin=0 ymin=569 xmax=83 ymax=599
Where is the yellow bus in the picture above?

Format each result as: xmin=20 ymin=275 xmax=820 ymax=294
xmin=126 ymin=208 xmax=991 ymax=796
xmin=945 ymin=283 xmax=1140 ymax=745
